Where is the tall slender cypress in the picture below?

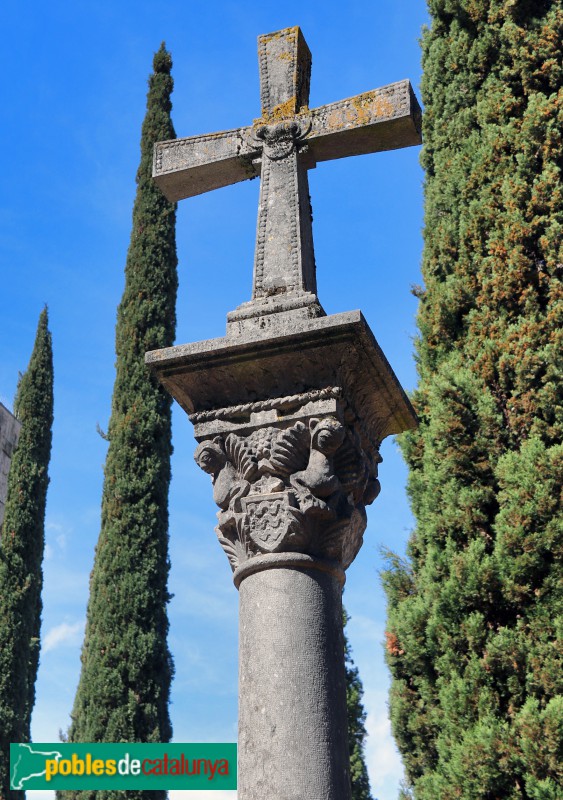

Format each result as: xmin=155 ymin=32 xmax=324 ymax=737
xmin=0 ymin=308 xmax=54 ymax=800
xmin=344 ymin=610 xmax=373 ymax=800
xmin=65 ymin=44 xmax=178 ymax=799
xmin=384 ymin=2 xmax=563 ymax=798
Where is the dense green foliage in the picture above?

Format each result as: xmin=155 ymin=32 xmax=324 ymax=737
xmin=0 ymin=308 xmax=54 ymax=800
xmin=344 ymin=609 xmax=373 ymax=800
xmin=64 ymin=44 xmax=178 ymax=800
xmin=383 ymin=2 xmax=563 ymax=798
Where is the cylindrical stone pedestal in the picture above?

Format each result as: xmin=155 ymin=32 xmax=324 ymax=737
xmin=235 ymin=554 xmax=351 ymax=800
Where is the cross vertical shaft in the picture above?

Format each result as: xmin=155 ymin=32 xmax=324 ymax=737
xmin=252 ymin=29 xmax=316 ymax=300
xmin=152 ymin=24 xmax=422 ymax=329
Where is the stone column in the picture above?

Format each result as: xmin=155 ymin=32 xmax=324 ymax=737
xmin=146 ymin=310 xmax=417 ymax=800
xmin=192 ymin=401 xmax=381 ymax=800
xmin=237 ymin=557 xmax=348 ymax=800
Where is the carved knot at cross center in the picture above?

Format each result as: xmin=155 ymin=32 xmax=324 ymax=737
xmin=254 ymin=119 xmax=311 ymax=161
xmin=153 ymin=26 xmax=421 ymax=308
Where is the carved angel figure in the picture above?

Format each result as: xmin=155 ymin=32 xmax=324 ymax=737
xmin=290 ymin=417 xmax=346 ymax=513
xmin=194 ymin=438 xmax=251 ymax=512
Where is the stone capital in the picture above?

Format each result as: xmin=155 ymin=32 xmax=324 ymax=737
xmin=146 ymin=310 xmax=417 ymax=584
xmin=193 ymin=406 xmax=382 ymax=580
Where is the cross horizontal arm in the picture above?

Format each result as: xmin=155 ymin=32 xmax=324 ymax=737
xmin=153 ymin=129 xmax=260 ymax=202
xmin=306 ymin=80 xmax=422 ymax=163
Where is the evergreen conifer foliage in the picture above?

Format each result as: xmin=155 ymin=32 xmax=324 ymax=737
xmin=344 ymin=610 xmax=373 ymax=800
xmin=66 ymin=44 xmax=178 ymax=798
xmin=0 ymin=308 xmax=54 ymax=800
xmin=384 ymin=2 xmax=563 ymax=799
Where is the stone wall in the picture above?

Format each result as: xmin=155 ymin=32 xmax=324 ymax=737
xmin=0 ymin=402 xmax=21 ymax=526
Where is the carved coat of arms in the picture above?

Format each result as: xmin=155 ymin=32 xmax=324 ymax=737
xmin=194 ymin=415 xmax=381 ymax=571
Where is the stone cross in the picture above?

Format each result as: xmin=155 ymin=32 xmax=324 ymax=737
xmin=148 ymin=26 xmax=421 ymax=800
xmin=154 ymin=26 xmax=421 ymax=324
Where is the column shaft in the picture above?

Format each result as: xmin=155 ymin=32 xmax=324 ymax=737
xmin=238 ymin=564 xmax=351 ymax=800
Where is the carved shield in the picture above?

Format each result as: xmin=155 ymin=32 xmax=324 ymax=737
xmin=242 ymin=491 xmax=301 ymax=553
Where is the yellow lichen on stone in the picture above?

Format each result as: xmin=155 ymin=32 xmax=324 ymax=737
xmin=323 ymin=93 xmax=395 ymax=132
xmin=257 ymin=97 xmax=310 ymax=123
xmin=353 ymin=92 xmax=394 ymax=122
xmin=271 ymin=96 xmax=297 ymax=120
xmin=263 ymin=26 xmax=298 ymax=44
xmin=326 ymin=107 xmax=355 ymax=130
xmin=351 ymin=94 xmax=375 ymax=126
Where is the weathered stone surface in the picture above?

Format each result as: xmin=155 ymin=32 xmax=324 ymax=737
xmin=153 ymin=79 xmax=421 ymax=198
xmin=238 ymin=564 xmax=349 ymax=800
xmin=146 ymin=311 xmax=414 ymax=580
xmin=147 ymin=24 xmax=421 ymax=800
xmin=145 ymin=310 xmax=416 ymax=445
xmin=192 ymin=412 xmax=380 ymax=573
xmin=153 ymin=25 xmax=421 ymax=325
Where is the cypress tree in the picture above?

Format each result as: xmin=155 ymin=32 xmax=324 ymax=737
xmin=383 ymin=2 xmax=563 ymax=799
xmin=0 ymin=308 xmax=54 ymax=800
xmin=65 ymin=44 xmax=178 ymax=800
xmin=344 ymin=610 xmax=373 ymax=800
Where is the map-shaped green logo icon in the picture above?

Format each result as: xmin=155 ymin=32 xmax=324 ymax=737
xmin=11 ymin=743 xmax=63 ymax=789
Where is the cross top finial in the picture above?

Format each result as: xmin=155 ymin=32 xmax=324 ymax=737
xmin=153 ymin=27 xmax=421 ymax=331
xmin=257 ymin=27 xmax=311 ymax=120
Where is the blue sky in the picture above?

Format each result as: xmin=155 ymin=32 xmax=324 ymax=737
xmin=0 ymin=2 xmax=429 ymax=799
